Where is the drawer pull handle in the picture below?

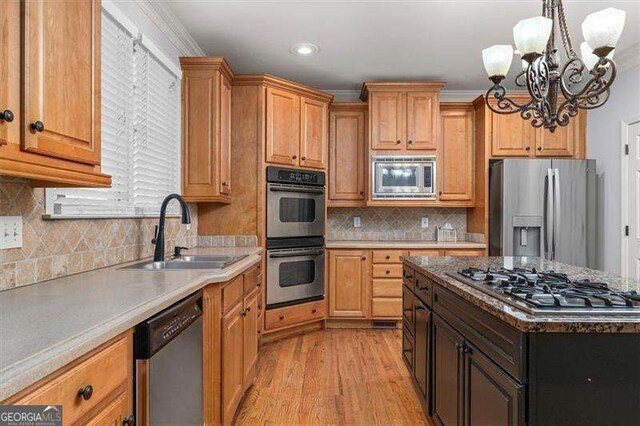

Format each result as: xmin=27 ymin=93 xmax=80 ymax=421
xmin=361 ymin=256 xmax=367 ymax=261
xmin=312 ymin=309 xmax=317 ymax=314
xmin=419 ymin=286 xmax=429 ymax=291
xmin=403 ymin=308 xmax=412 ymax=313
xmin=403 ymin=348 xmax=412 ymax=353
xmin=301 ymin=156 xmax=307 ymax=161
xmin=78 ymin=384 xmax=94 ymax=401
xmin=123 ymin=415 xmax=135 ymax=426
xmin=386 ymin=270 xmax=390 ymax=274
xmin=385 ymin=255 xmax=391 ymax=260
xmin=279 ymin=315 xmax=285 ymax=320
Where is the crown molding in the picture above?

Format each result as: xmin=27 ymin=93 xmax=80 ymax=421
xmin=616 ymin=42 xmax=640 ymax=73
xmin=134 ymin=0 xmax=205 ymax=57
xmin=323 ymin=89 xmax=485 ymax=103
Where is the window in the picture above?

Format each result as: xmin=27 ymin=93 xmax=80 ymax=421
xmin=45 ymin=3 xmax=181 ymax=218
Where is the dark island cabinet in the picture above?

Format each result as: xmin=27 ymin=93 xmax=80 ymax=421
xmin=414 ymin=301 xmax=431 ymax=401
xmin=432 ymin=316 xmax=464 ymax=426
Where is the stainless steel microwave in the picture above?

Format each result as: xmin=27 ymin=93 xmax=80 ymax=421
xmin=371 ymin=156 xmax=436 ymax=199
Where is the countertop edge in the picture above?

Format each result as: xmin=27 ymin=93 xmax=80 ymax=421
xmin=0 ymin=252 xmax=262 ymax=402
xmin=325 ymin=240 xmax=486 ymax=249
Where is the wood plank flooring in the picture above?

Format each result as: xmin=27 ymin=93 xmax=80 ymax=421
xmin=234 ymin=328 xmax=428 ymax=425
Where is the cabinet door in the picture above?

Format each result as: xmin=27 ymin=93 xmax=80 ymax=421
xmin=491 ymin=113 xmax=536 ymax=157
xmin=464 ymin=342 xmax=524 ymax=426
xmin=242 ymin=291 xmax=259 ymax=390
xmin=222 ymin=302 xmax=244 ymax=424
xmin=414 ymin=303 xmax=431 ymax=405
xmin=85 ymin=392 xmax=130 ymax=426
xmin=23 ymin=0 xmax=101 ymax=165
xmin=328 ymin=250 xmax=370 ymax=318
xmin=440 ymin=106 xmax=474 ymax=201
xmin=433 ymin=316 xmax=464 ymax=426
xmin=265 ymin=87 xmax=300 ymax=165
xmin=406 ymin=92 xmax=438 ymax=150
xmin=535 ymin=112 xmax=583 ymax=157
xmin=0 ymin=0 xmax=20 ymax=148
xmin=329 ymin=109 xmax=366 ymax=203
xmin=300 ymin=97 xmax=327 ymax=169
xmin=370 ymin=92 xmax=404 ymax=150
xmin=219 ymin=75 xmax=232 ymax=195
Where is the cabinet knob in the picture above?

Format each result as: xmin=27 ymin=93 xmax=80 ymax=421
xmin=385 ymin=255 xmax=391 ymax=260
xmin=403 ymin=348 xmax=412 ymax=353
xmin=301 ymin=156 xmax=307 ymax=161
xmin=312 ymin=309 xmax=317 ymax=314
xmin=396 ymin=140 xmax=401 ymax=145
xmin=525 ymin=146 xmax=531 ymax=151
xmin=537 ymin=147 xmax=542 ymax=151
xmin=31 ymin=120 xmax=45 ymax=133
xmin=77 ymin=384 xmax=94 ymax=401
xmin=292 ymin=154 xmax=297 ymax=160
xmin=455 ymin=343 xmax=462 ymax=351
xmin=361 ymin=256 xmax=367 ymax=260
xmin=0 ymin=109 xmax=14 ymax=122
xmin=279 ymin=315 xmax=285 ymax=320
xmin=386 ymin=270 xmax=390 ymax=274
xmin=359 ymin=191 xmax=364 ymax=195
xmin=242 ymin=310 xmax=248 ymax=317
xmin=222 ymin=182 xmax=228 ymax=186
xmin=123 ymin=415 xmax=135 ymax=426
xmin=439 ymin=191 xmax=442 ymax=196
xmin=408 ymin=140 xmax=414 ymax=145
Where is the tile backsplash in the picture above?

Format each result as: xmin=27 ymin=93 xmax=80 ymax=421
xmin=327 ymin=207 xmax=467 ymax=241
xmin=0 ymin=177 xmax=198 ymax=291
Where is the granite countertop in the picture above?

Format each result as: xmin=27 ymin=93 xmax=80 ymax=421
xmin=0 ymin=246 xmax=262 ymax=401
xmin=402 ymin=255 xmax=640 ymax=333
xmin=325 ymin=240 xmax=486 ymax=249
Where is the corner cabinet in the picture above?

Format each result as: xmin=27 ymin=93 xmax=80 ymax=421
xmin=0 ymin=0 xmax=110 ymax=187
xmin=328 ymin=103 xmax=367 ymax=207
xmin=265 ymin=85 xmax=331 ymax=170
xmin=181 ymin=57 xmax=235 ymax=203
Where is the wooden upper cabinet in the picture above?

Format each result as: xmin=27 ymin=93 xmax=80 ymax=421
xmin=406 ymin=91 xmax=439 ymax=150
xmin=300 ymin=97 xmax=328 ymax=169
xmin=328 ymin=250 xmax=370 ymax=318
xmin=328 ymin=104 xmax=367 ymax=206
xmin=440 ymin=104 xmax=474 ymax=202
xmin=180 ymin=57 xmax=234 ymax=202
xmin=535 ymin=110 xmax=585 ymax=157
xmin=491 ymin=112 xmax=537 ymax=157
xmin=23 ymin=0 xmax=101 ymax=165
xmin=0 ymin=0 xmax=20 ymax=149
xmin=265 ymin=87 xmax=300 ymax=166
xmin=370 ymin=92 xmax=404 ymax=150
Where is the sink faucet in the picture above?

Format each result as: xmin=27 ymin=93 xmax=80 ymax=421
xmin=152 ymin=194 xmax=191 ymax=262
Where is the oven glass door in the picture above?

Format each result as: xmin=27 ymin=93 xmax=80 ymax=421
xmin=267 ymin=183 xmax=325 ymax=238
xmin=374 ymin=162 xmax=423 ymax=194
xmin=267 ymin=247 xmax=325 ymax=306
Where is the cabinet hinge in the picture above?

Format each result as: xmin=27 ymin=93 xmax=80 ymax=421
xmin=625 ymin=144 xmax=629 ymax=155
xmin=625 ymin=225 xmax=630 ymax=237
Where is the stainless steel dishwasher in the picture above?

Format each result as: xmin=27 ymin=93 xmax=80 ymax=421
xmin=134 ymin=291 xmax=203 ymax=426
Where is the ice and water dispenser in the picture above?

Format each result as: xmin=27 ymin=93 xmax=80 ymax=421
xmin=511 ymin=216 xmax=542 ymax=257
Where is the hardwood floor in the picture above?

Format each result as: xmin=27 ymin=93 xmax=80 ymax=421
xmin=234 ymin=328 xmax=428 ymax=425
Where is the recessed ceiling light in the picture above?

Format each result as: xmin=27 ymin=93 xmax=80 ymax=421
xmin=290 ymin=43 xmax=319 ymax=56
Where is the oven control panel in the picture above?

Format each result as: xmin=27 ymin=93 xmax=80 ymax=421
xmin=267 ymin=166 xmax=325 ymax=186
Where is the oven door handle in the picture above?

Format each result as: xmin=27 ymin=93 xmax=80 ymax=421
xmin=269 ymin=250 xmax=324 ymax=258
xmin=268 ymin=186 xmax=324 ymax=195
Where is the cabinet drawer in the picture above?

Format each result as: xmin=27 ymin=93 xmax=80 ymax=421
xmin=372 ymin=250 xmax=405 ymax=264
xmin=372 ymin=297 xmax=402 ymax=318
xmin=14 ymin=334 xmax=130 ymax=425
xmin=372 ymin=279 xmax=403 ymax=298
xmin=402 ymin=287 xmax=415 ymax=335
xmin=433 ymin=284 xmax=526 ymax=381
xmin=265 ymin=300 xmax=325 ymax=330
xmin=414 ymin=272 xmax=433 ymax=307
xmin=243 ymin=265 xmax=261 ymax=295
xmin=403 ymin=266 xmax=415 ymax=289
xmin=372 ymin=264 xmax=403 ymax=278
xmin=222 ymin=275 xmax=244 ymax=313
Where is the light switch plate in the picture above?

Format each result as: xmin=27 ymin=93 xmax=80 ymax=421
xmin=353 ymin=216 xmax=361 ymax=228
xmin=0 ymin=216 xmax=23 ymax=249
xmin=421 ymin=217 xmax=429 ymax=228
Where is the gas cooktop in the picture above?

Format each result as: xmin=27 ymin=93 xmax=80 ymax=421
xmin=446 ymin=267 xmax=640 ymax=315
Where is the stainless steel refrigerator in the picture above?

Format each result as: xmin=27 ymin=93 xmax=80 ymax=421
xmin=489 ymin=159 xmax=597 ymax=268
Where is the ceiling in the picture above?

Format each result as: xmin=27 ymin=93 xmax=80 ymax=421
xmin=165 ymin=0 xmax=640 ymax=91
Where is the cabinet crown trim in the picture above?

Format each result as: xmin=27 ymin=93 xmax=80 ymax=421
xmin=233 ymin=74 xmax=333 ymax=102
xmin=360 ymin=81 xmax=447 ymax=101
xmin=179 ymin=56 xmax=235 ymax=80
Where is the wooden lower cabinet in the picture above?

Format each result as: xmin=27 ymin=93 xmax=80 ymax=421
xmin=432 ymin=316 xmax=465 ymax=426
xmin=222 ymin=301 xmax=246 ymax=423
xmin=242 ymin=290 xmax=259 ymax=389
xmin=328 ymin=250 xmax=370 ymax=318
xmin=3 ymin=331 xmax=134 ymax=425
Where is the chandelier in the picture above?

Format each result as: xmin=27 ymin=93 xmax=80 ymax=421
xmin=482 ymin=0 xmax=625 ymax=132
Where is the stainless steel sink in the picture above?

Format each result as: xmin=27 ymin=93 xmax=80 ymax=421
xmin=120 ymin=254 xmax=248 ymax=271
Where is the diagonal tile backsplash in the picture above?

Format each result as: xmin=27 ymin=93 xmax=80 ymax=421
xmin=327 ymin=207 xmax=467 ymax=241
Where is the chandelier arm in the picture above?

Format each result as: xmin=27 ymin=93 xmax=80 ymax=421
xmin=484 ymin=84 xmax=534 ymax=116
xmin=559 ymin=58 xmax=617 ymax=107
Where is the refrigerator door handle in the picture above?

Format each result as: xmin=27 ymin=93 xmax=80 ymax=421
xmin=553 ymin=168 xmax=561 ymax=261
xmin=544 ymin=168 xmax=554 ymax=261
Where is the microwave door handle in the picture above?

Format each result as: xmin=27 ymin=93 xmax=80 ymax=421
xmin=269 ymin=186 xmax=324 ymax=195
xmin=269 ymin=250 xmax=324 ymax=258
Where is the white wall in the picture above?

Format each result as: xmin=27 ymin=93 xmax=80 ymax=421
xmin=587 ymin=64 xmax=640 ymax=274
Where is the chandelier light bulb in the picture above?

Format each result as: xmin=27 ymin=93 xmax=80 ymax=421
xmin=582 ymin=8 xmax=625 ymax=55
xmin=513 ymin=16 xmax=553 ymax=61
xmin=580 ymin=41 xmax=614 ymax=70
xmin=482 ymin=45 xmax=514 ymax=79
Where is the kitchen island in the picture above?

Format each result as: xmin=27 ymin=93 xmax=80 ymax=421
xmin=401 ymin=255 xmax=640 ymax=426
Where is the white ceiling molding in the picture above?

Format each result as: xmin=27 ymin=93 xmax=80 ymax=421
xmin=616 ymin=42 xmax=640 ymax=72
xmin=134 ymin=0 xmax=205 ymax=57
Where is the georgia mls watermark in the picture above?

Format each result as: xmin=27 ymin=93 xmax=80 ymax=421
xmin=0 ymin=405 xmax=62 ymax=426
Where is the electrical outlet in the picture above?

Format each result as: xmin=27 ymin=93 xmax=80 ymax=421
xmin=0 ymin=216 xmax=23 ymax=249
xmin=421 ymin=217 xmax=429 ymax=228
xmin=353 ymin=216 xmax=361 ymax=228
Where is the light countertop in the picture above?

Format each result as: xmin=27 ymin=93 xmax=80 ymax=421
xmin=325 ymin=240 xmax=486 ymax=249
xmin=0 ymin=246 xmax=262 ymax=401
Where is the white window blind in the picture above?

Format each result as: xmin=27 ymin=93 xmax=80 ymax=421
xmin=45 ymin=5 xmax=181 ymax=218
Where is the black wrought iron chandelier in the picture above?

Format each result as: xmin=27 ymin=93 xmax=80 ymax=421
xmin=482 ymin=0 xmax=626 ymax=132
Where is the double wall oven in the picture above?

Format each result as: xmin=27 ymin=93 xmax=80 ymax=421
xmin=266 ymin=167 xmax=326 ymax=309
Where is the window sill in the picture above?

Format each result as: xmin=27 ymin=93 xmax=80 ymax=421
xmin=42 ymin=214 xmax=183 ymax=221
